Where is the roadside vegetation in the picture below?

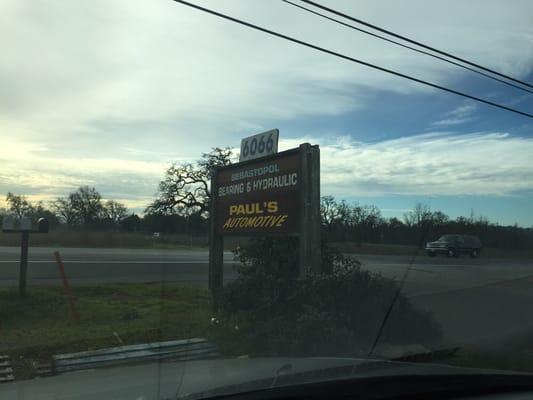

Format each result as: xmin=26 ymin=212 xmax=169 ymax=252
xmin=1 ymin=148 xmax=532 ymax=254
xmin=0 ymin=283 xmax=212 ymax=380
xmin=2 ymin=260 xmax=532 ymax=381
xmin=211 ymin=237 xmax=533 ymax=372
xmin=212 ymin=238 xmax=442 ymax=358
xmin=0 ymin=231 xmax=208 ymax=249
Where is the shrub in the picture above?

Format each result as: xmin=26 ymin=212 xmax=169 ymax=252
xmin=217 ymin=237 xmax=442 ymax=357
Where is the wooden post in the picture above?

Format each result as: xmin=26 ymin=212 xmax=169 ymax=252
xmin=299 ymin=144 xmax=310 ymax=277
xmin=208 ymin=169 xmax=224 ymax=311
xmin=310 ymin=145 xmax=321 ymax=273
xmin=53 ymin=251 xmax=80 ymax=322
xmin=299 ymin=143 xmax=321 ymax=276
xmin=19 ymin=231 xmax=29 ymax=297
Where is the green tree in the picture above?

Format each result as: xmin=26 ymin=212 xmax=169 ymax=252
xmin=349 ymin=203 xmax=382 ymax=246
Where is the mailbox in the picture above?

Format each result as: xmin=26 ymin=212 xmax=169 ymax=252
xmin=38 ymin=218 xmax=49 ymax=233
xmin=4 ymin=215 xmax=50 ymax=297
xmin=2 ymin=216 xmax=50 ymax=233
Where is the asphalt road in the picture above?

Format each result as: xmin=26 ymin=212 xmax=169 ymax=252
xmin=0 ymin=246 xmax=239 ymax=286
xmin=0 ymin=246 xmax=530 ymax=295
xmin=1 ymin=246 xmax=532 ymax=348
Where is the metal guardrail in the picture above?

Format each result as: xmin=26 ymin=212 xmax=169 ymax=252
xmin=51 ymin=338 xmax=218 ymax=374
xmin=0 ymin=355 xmax=14 ymax=384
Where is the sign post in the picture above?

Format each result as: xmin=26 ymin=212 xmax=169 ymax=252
xmin=298 ymin=143 xmax=321 ymax=276
xmin=310 ymin=144 xmax=321 ymax=272
xmin=208 ymin=132 xmax=320 ymax=308
xmin=208 ymin=169 xmax=224 ymax=310
xmin=54 ymin=251 xmax=80 ymax=322
xmin=2 ymin=216 xmax=50 ymax=297
xmin=19 ymin=231 xmax=29 ymax=297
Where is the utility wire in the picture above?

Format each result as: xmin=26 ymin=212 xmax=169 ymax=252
xmin=172 ymin=0 xmax=533 ymax=119
xmin=282 ymin=0 xmax=533 ymax=94
xmin=300 ymin=0 xmax=533 ymax=90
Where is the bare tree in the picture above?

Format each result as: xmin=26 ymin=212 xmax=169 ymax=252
xmin=403 ymin=203 xmax=432 ymax=228
xmin=69 ymin=186 xmax=104 ymax=227
xmin=349 ymin=203 xmax=382 ymax=246
xmin=198 ymin=147 xmax=233 ymax=173
xmin=404 ymin=203 xmax=441 ymax=247
xmin=5 ymin=193 xmax=34 ymax=218
xmin=52 ymin=195 xmax=79 ymax=226
xmin=320 ymin=196 xmax=340 ymax=231
xmin=431 ymin=211 xmax=449 ymax=227
xmin=104 ymin=200 xmax=128 ymax=230
xmin=146 ymin=147 xmax=233 ymax=216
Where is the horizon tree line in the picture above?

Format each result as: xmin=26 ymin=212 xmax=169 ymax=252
xmin=1 ymin=148 xmax=531 ymax=249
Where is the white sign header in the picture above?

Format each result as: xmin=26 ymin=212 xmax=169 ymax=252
xmin=239 ymin=129 xmax=279 ymax=162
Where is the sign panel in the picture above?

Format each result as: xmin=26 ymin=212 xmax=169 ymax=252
xmin=239 ymin=129 xmax=279 ymax=162
xmin=1 ymin=216 xmax=32 ymax=232
xmin=2 ymin=215 xmax=15 ymax=231
xmin=2 ymin=216 xmax=50 ymax=233
xmin=215 ymin=149 xmax=300 ymax=235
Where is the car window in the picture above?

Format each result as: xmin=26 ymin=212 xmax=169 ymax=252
xmin=1 ymin=1 xmax=532 ymax=399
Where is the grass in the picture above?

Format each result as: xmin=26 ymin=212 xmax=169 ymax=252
xmin=2 ymin=282 xmax=533 ymax=381
xmin=0 ymin=231 xmax=208 ymax=249
xmin=0 ymin=283 xmax=212 ymax=380
xmin=0 ymin=231 xmax=246 ymax=251
xmin=5 ymin=231 xmax=232 ymax=251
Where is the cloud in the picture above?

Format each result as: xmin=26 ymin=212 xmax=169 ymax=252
xmin=1 ymin=1 xmax=532 ymax=213
xmin=0 ymin=137 xmax=169 ymax=210
xmin=1 ymin=0 xmax=532 ymax=160
xmin=3 ymin=130 xmax=532 ymax=214
xmin=431 ymin=103 xmax=477 ymax=126
xmin=293 ymin=131 xmax=533 ymax=198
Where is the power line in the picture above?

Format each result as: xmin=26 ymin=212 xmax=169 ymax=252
xmin=171 ymin=0 xmax=533 ymax=119
xmin=282 ymin=0 xmax=533 ymax=94
xmin=300 ymin=0 xmax=533 ymax=90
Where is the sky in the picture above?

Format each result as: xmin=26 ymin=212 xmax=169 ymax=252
xmin=1 ymin=0 xmax=532 ymax=226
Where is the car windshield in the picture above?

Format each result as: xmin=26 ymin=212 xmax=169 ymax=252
xmin=439 ymin=235 xmax=458 ymax=242
xmin=1 ymin=1 xmax=533 ymax=399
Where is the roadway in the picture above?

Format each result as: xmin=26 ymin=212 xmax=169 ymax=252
xmin=0 ymin=246 xmax=239 ymax=286
xmin=1 ymin=246 xmax=532 ymax=349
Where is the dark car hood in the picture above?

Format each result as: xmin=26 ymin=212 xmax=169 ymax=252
xmin=1 ymin=357 xmax=528 ymax=400
xmin=175 ymin=357 xmax=529 ymax=400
